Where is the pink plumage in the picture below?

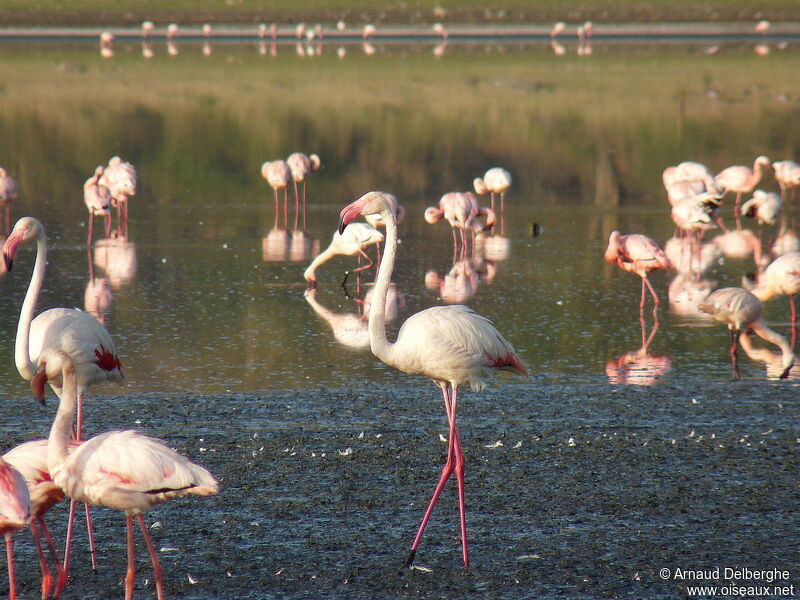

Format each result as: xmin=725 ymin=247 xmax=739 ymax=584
xmin=0 ymin=457 xmax=30 ymax=600
xmin=605 ymin=230 xmax=672 ymax=310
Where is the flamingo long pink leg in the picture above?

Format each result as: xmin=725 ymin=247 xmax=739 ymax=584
xmin=40 ymin=519 xmax=68 ymax=598
xmin=30 ymin=520 xmax=53 ymax=600
xmin=137 ymin=514 xmax=165 ymax=600
xmin=302 ymin=181 xmax=307 ymax=231
xmin=293 ymin=181 xmax=300 ymax=231
xmin=87 ymin=215 xmax=95 ymax=247
xmin=283 ymin=189 xmax=289 ymax=229
xmin=449 ymin=386 xmax=469 ymax=568
xmin=730 ymin=329 xmax=741 ymax=380
xmin=124 ymin=515 xmax=136 ymax=600
xmin=5 ymin=535 xmax=16 ymax=600
xmin=791 ymin=295 xmax=797 ymax=351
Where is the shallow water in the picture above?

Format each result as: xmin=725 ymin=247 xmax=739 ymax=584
xmin=0 ymin=36 xmax=798 ymax=599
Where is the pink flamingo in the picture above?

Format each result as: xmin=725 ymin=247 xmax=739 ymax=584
xmin=261 ymin=160 xmax=292 ymax=227
xmin=473 ymin=167 xmax=511 ymax=213
xmin=4 ymin=439 xmax=73 ymax=599
xmin=84 ymin=166 xmax=113 ymax=244
xmin=699 ymin=287 xmax=794 ymax=379
xmin=3 ymin=217 xmax=124 ymax=574
xmin=303 ymin=222 xmax=384 ymax=290
xmin=35 ymin=348 xmax=218 ymax=600
xmin=604 ymin=231 xmax=673 ymax=311
xmin=425 ymin=192 xmax=495 ymax=260
xmin=772 ymin=160 xmax=800 ymax=206
xmin=750 ymin=251 xmax=800 ymax=347
xmin=0 ymin=167 xmax=18 ymax=235
xmin=715 ymin=155 xmax=771 ymax=224
xmin=286 ymin=152 xmax=321 ymax=230
xmin=0 ymin=457 xmax=30 ymax=600
xmin=339 ymin=191 xmax=528 ymax=569
xmin=98 ymin=156 xmax=137 ymax=226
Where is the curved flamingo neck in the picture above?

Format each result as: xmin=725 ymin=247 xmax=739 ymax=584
xmin=15 ymin=229 xmax=46 ymax=381
xmin=304 ymin=242 xmax=338 ymax=281
xmin=751 ymin=320 xmax=794 ymax=371
xmin=368 ymin=201 xmax=396 ymax=366
xmin=47 ymin=360 xmax=75 ymax=475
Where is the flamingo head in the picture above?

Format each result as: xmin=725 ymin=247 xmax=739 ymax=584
xmin=603 ymin=230 xmax=622 ymax=264
xmin=338 ymin=191 xmax=394 ymax=234
xmin=3 ymin=216 xmax=43 ymax=271
xmin=32 ymin=349 xmax=74 ymax=404
xmin=424 ymin=207 xmax=443 ymax=224
xmin=309 ymin=154 xmax=321 ymax=172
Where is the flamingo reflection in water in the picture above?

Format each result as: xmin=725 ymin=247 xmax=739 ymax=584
xmin=738 ymin=329 xmax=800 ymax=380
xmin=699 ymin=287 xmax=794 ymax=380
xmin=93 ymin=226 xmax=137 ymax=290
xmin=425 ymin=256 xmax=495 ymax=305
xmin=606 ymin=316 xmax=671 ymax=386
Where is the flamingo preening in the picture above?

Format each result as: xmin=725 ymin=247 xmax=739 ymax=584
xmin=98 ymin=156 xmax=137 ymax=226
xmin=83 ymin=166 xmax=113 ymax=244
xmin=473 ymin=167 xmax=511 ymax=214
xmin=261 ymin=160 xmax=292 ymax=227
xmin=35 ymin=348 xmax=217 ymax=600
xmin=338 ymin=191 xmax=527 ymax=569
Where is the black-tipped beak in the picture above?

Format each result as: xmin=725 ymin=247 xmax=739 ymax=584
xmin=338 ymin=216 xmax=346 ymax=235
xmin=780 ymin=361 xmax=793 ymax=379
xmin=31 ymin=367 xmax=47 ymax=405
xmin=2 ymin=252 xmax=11 ymax=272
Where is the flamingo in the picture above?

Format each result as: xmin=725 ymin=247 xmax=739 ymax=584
xmin=286 ymin=152 xmax=321 ymax=230
xmin=741 ymin=190 xmax=782 ymax=227
xmin=303 ymin=222 xmax=384 ymax=289
xmin=604 ymin=231 xmax=673 ymax=311
xmin=0 ymin=457 xmax=29 ymax=600
xmin=715 ymin=155 xmax=771 ymax=223
xmin=425 ymin=192 xmax=495 ymax=260
xmin=34 ymin=348 xmax=218 ymax=600
xmin=3 ymin=216 xmax=124 ymax=574
xmin=261 ymin=160 xmax=292 ymax=227
xmin=699 ymin=287 xmax=794 ymax=379
xmin=362 ymin=24 xmax=376 ymax=39
xmin=750 ymin=251 xmax=800 ymax=347
xmin=166 ymin=23 xmax=178 ymax=40
xmin=0 ymin=167 xmax=18 ymax=235
xmin=364 ymin=192 xmax=404 ymax=229
xmin=84 ymin=166 xmax=113 ymax=244
xmin=772 ymin=159 xmax=800 ymax=205
xmin=550 ymin=21 xmax=566 ymax=38
xmin=338 ymin=191 xmax=528 ymax=569
xmin=665 ymin=161 xmax=724 ymax=195
xmin=4 ymin=439 xmax=73 ymax=599
xmin=98 ymin=156 xmax=137 ymax=224
xmin=141 ymin=21 xmax=154 ymax=38
xmin=473 ymin=167 xmax=511 ymax=213
xmin=202 ymin=23 xmax=212 ymax=38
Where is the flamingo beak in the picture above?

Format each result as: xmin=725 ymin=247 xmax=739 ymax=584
xmin=780 ymin=358 xmax=794 ymax=380
xmin=338 ymin=199 xmax=365 ymax=234
xmin=31 ymin=366 xmax=48 ymax=405
xmin=2 ymin=230 xmax=22 ymax=271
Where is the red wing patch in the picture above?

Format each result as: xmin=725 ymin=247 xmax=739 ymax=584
xmin=94 ymin=346 xmax=123 ymax=373
xmin=98 ymin=467 xmax=133 ymax=485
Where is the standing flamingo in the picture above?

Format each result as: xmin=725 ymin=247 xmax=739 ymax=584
xmin=261 ymin=160 xmax=292 ymax=227
xmin=772 ymin=159 xmax=800 ymax=206
xmin=0 ymin=167 xmax=18 ymax=235
xmin=604 ymin=231 xmax=673 ymax=311
xmin=473 ymin=167 xmax=511 ymax=213
xmin=699 ymin=287 xmax=794 ymax=379
xmin=4 ymin=439 xmax=72 ymax=599
xmin=286 ymin=152 xmax=321 ymax=230
xmin=98 ymin=156 xmax=137 ymax=225
xmin=338 ymin=191 xmax=528 ymax=569
xmin=425 ymin=192 xmax=495 ymax=260
xmin=3 ymin=216 xmax=124 ymax=574
xmin=35 ymin=349 xmax=218 ymax=600
xmin=715 ymin=155 xmax=771 ymax=223
xmin=84 ymin=166 xmax=113 ymax=244
xmin=750 ymin=251 xmax=800 ymax=347
xmin=303 ymin=222 xmax=384 ymax=290
xmin=0 ymin=457 xmax=29 ymax=600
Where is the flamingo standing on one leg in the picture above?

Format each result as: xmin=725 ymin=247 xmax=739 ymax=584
xmin=604 ymin=231 xmax=673 ymax=313
xmin=0 ymin=167 xmax=18 ymax=235
xmin=339 ymin=191 xmax=528 ymax=569
xmin=750 ymin=251 xmax=800 ymax=348
xmin=3 ymin=216 xmax=124 ymax=576
xmin=34 ymin=349 xmax=218 ymax=600
xmin=699 ymin=286 xmax=794 ymax=379
xmin=4 ymin=440 xmax=72 ymax=599
xmin=84 ymin=166 xmax=113 ymax=245
xmin=286 ymin=152 xmax=321 ymax=230
xmin=0 ymin=457 xmax=29 ymax=600
xmin=261 ymin=160 xmax=292 ymax=228
xmin=303 ymin=222 xmax=384 ymax=292
xmin=473 ymin=167 xmax=511 ymax=214
xmin=99 ymin=156 xmax=137 ymax=231
xmin=715 ymin=155 xmax=771 ymax=226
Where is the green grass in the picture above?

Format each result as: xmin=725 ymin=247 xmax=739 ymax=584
xmin=0 ymin=0 xmax=798 ymax=27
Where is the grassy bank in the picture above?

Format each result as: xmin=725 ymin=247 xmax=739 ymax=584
xmin=0 ymin=0 xmax=797 ymax=27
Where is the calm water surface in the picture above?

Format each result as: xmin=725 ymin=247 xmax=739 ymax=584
xmin=1 ymin=38 xmax=799 ymax=397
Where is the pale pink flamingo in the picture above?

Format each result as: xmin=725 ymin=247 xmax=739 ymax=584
xmin=772 ymin=159 xmax=800 ymax=205
xmin=286 ymin=152 xmax=321 ymax=230
xmin=166 ymin=23 xmax=178 ymax=40
xmin=303 ymin=222 xmax=384 ymax=290
xmin=0 ymin=457 xmax=30 ymax=600
xmin=550 ymin=21 xmax=566 ymax=38
xmin=261 ymin=160 xmax=292 ymax=227
xmin=604 ymin=231 xmax=673 ymax=311
xmin=0 ymin=167 xmax=18 ymax=235
xmin=699 ymin=287 xmax=794 ymax=379
xmin=715 ymin=155 xmax=771 ymax=224
xmin=3 ymin=217 xmax=124 ymax=574
xmin=364 ymin=191 xmax=404 ymax=264
xmin=362 ymin=24 xmax=376 ymax=39
xmin=84 ymin=166 xmax=113 ymax=244
xmin=202 ymin=23 xmax=212 ymax=38
xmin=35 ymin=349 xmax=218 ymax=600
xmin=473 ymin=167 xmax=511 ymax=213
xmin=98 ymin=156 xmax=137 ymax=225
xmin=741 ymin=190 xmax=781 ymax=227
xmin=425 ymin=192 xmax=495 ymax=260
xmin=141 ymin=21 xmax=154 ymax=38
xmin=4 ymin=439 xmax=74 ymax=599
xmin=750 ymin=251 xmax=800 ymax=348
xmin=339 ymin=191 xmax=527 ymax=569
xmin=670 ymin=192 xmax=721 ymax=239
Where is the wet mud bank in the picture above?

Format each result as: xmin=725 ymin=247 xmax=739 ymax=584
xmin=1 ymin=378 xmax=797 ymax=599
